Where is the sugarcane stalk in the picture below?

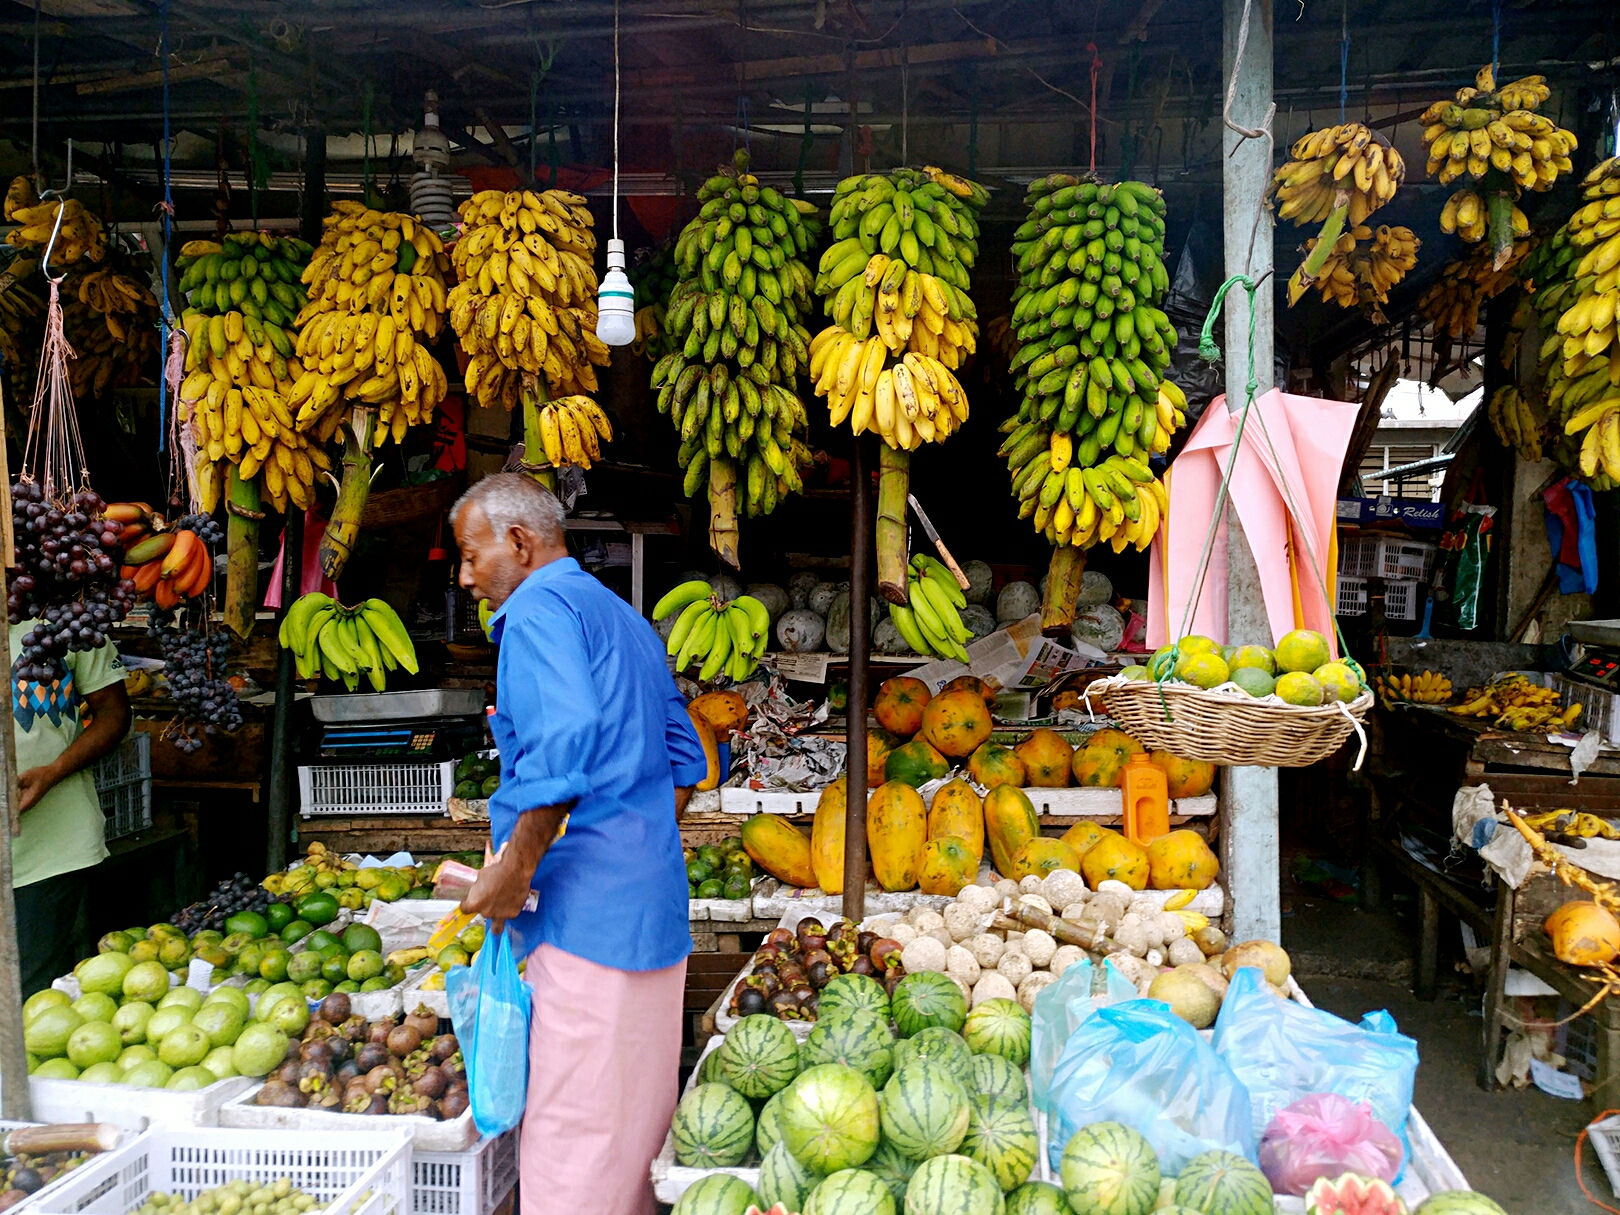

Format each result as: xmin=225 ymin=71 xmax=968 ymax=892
xmin=708 ymin=455 xmax=739 ymax=569
xmin=1041 ymin=544 xmax=1087 ymax=637
xmin=317 ymin=408 xmax=375 ymax=582
xmin=223 ymin=464 xmax=261 ymax=641
xmin=521 ymin=374 xmax=558 ymax=494
xmin=876 ymin=445 xmax=910 ymax=605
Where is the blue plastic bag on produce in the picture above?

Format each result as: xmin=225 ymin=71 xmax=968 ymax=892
xmin=446 ymin=926 xmax=532 ymax=1135
xmin=1212 ymin=967 xmax=1419 ymax=1180
xmin=1044 ymin=997 xmax=1255 ymax=1175
xmin=1030 ymin=957 xmax=1138 ymax=1106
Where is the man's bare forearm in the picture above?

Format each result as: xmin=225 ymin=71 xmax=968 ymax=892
xmin=503 ymin=803 xmax=570 ymax=872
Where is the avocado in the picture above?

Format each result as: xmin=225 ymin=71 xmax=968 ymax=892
xmin=454 ymin=755 xmax=482 ymax=782
xmin=453 ymin=780 xmax=480 ymax=800
xmin=722 ymin=873 xmax=750 ymax=900
xmin=479 ymin=775 xmax=501 ymax=797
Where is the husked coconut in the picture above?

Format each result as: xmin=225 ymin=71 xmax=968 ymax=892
xmin=1041 ymin=871 xmax=1088 ymax=913
xmin=1005 ymin=931 xmax=1025 ymax=948
xmin=1020 ymin=929 xmax=1057 ymax=968
xmin=972 ymin=972 xmax=1017 ymax=1007
xmin=997 ymin=950 xmax=1033 ymax=986
xmin=943 ymin=903 xmax=981 ymax=942
xmin=1127 ymin=895 xmax=1161 ymax=918
xmin=993 ymin=879 xmax=1019 ymax=900
xmin=1167 ymin=938 xmax=1205 ymax=967
xmin=1095 ymin=879 xmax=1135 ymax=900
xmin=888 ymin=922 xmax=918 ymax=946
xmin=911 ymin=909 xmax=946 ymax=933
xmin=946 ymin=945 xmax=981 ymax=987
xmin=1019 ymin=875 xmax=1046 ymax=895
xmin=1158 ymin=914 xmax=1186 ymax=943
xmin=1018 ymin=971 xmax=1058 ymax=1013
xmin=967 ymin=934 xmax=1005 ymax=969
xmin=1112 ymin=918 xmax=1150 ymax=957
xmin=955 ymin=885 xmax=997 ymax=913
xmin=925 ymin=927 xmax=955 ymax=949
xmin=1016 ymin=893 xmax=1053 ymax=918
xmin=1050 ymin=945 xmax=1084 ymax=976
xmin=1104 ymin=952 xmax=1154 ymax=989
xmin=902 ymin=936 xmax=948 ymax=974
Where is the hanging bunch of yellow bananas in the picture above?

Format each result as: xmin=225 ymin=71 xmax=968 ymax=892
xmin=1363 ymin=225 xmax=1421 ymax=302
xmin=0 ymin=258 xmax=42 ymax=401
xmin=1272 ymin=122 xmax=1405 ymax=228
xmin=1422 ymin=66 xmax=1575 ymax=266
xmin=65 ymin=263 xmax=160 ymax=399
xmin=449 ymin=188 xmax=609 ymax=408
xmin=530 ymin=395 xmax=614 ymax=470
xmin=292 ymin=201 xmax=451 ymax=448
xmin=1375 ymin=670 xmax=1453 ymax=706
xmin=1419 ymin=238 xmax=1532 ymax=339
xmin=1287 ymin=224 xmax=1418 ymax=318
xmin=1487 ymin=385 xmax=1545 ymax=462
xmin=4 ymin=177 xmax=105 ymax=263
xmin=1290 ymin=227 xmax=1359 ymax=308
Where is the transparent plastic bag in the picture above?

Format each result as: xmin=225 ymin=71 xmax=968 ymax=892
xmin=1213 ymin=968 xmax=1418 ymax=1180
xmin=1029 ymin=957 xmax=1138 ymax=1106
xmin=1045 ymin=998 xmax=1255 ymax=1175
xmin=1257 ymin=1092 xmax=1403 ymax=1195
xmin=446 ymin=927 xmax=532 ymax=1135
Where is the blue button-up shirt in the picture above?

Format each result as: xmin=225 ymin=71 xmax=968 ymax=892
xmin=486 ymin=557 xmax=708 ymax=971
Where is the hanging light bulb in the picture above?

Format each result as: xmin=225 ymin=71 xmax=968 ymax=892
xmin=595 ymin=0 xmax=635 ymax=346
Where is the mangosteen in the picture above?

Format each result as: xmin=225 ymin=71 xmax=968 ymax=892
xmin=364 ymin=1065 xmax=399 ymax=1094
xmin=850 ymin=955 xmax=876 ymax=976
xmin=300 ymin=1038 xmax=334 ymax=1064
xmin=256 ymin=1080 xmax=306 ymax=1108
xmin=765 ymin=990 xmax=800 ymax=1020
xmin=764 ymin=927 xmax=796 ymax=951
xmin=857 ymin=931 xmax=878 ymax=954
xmin=9 ymin=1171 xmax=41 ymax=1196
xmin=797 ymin=919 xmax=827 ymax=953
xmin=273 ymin=1060 xmax=302 ymax=1086
xmin=799 ymin=993 xmax=819 ymax=1021
xmin=439 ymin=1089 xmax=470 ymax=1120
xmin=428 ymin=1034 xmax=460 ymax=1062
xmin=870 ymin=938 xmax=904 ymax=972
xmin=368 ymin=1021 xmax=394 ymax=1045
xmin=404 ymin=1006 xmax=439 ymax=1039
xmin=283 ymin=1036 xmax=304 ymax=1063
xmin=883 ymin=970 xmax=906 ymax=997
xmin=303 ymin=1020 xmax=335 ymax=1043
xmin=736 ymin=987 xmax=768 ymax=1017
xmin=355 ymin=1042 xmax=391 ymax=1073
xmin=802 ymin=947 xmax=832 ymax=971
xmin=387 ymin=1025 xmax=423 ymax=1057
xmin=325 ymin=1035 xmax=352 ymax=1064
xmin=413 ymin=1067 xmax=449 ymax=1100
xmin=340 ymin=1015 xmax=370 ymax=1042
xmin=319 ymin=993 xmax=352 ymax=1024
xmin=361 ymin=1094 xmax=390 ymax=1116
xmin=806 ymin=959 xmax=833 ymax=989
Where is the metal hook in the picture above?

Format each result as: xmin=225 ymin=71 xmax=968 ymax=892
xmin=39 ymin=195 xmax=67 ymax=284
xmin=38 ymin=138 xmax=72 ymax=202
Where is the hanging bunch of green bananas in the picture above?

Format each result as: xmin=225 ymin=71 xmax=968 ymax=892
xmin=1001 ymin=175 xmax=1184 ymax=552
xmin=630 ymin=242 xmax=679 ymax=360
xmin=278 ymin=592 xmax=420 ymax=691
xmin=889 ymin=554 xmax=971 ymax=662
xmin=651 ymin=151 xmax=818 ymax=568
xmin=653 ymin=578 xmax=771 ymax=683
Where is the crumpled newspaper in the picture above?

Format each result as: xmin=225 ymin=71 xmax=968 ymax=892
xmin=1454 ymin=783 xmax=1531 ymax=888
xmin=727 ymin=672 xmax=846 ymax=791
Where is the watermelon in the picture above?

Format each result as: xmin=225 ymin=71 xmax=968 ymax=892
xmin=719 ymin=1015 xmax=801 ymax=1099
xmin=699 ymin=1044 xmax=726 ymax=1084
xmin=819 ymin=973 xmax=890 ymax=1023
xmin=893 ymin=1026 xmax=973 ymax=1083
xmin=755 ymin=1090 xmax=786 ymax=1156
xmin=1305 ymin=1173 xmax=1408 ymax=1215
xmin=881 ymin=1060 xmax=971 ymax=1161
xmin=758 ymin=1142 xmax=823 ymax=1214
xmin=1172 ymin=1151 xmax=1273 ymax=1215
xmin=904 ymin=1153 xmax=1006 ymax=1215
xmin=960 ymin=1095 xmax=1038 ymax=1192
xmin=892 ymin=971 xmax=968 ymax=1037
xmin=802 ymin=1008 xmax=895 ymax=1089
xmin=968 ymin=1054 xmax=1027 ymax=1109
xmin=962 ymin=999 xmax=1032 ymax=1067
xmin=672 ymin=1174 xmax=759 ymax=1215
xmin=862 ymin=1139 xmax=920 ymax=1203
xmin=1059 ymin=1121 xmax=1161 ymax=1215
xmin=1412 ymin=1196 xmax=1508 ymax=1215
xmin=805 ymin=1169 xmax=898 ymax=1215
xmin=1005 ymin=1182 xmax=1068 ymax=1215
xmin=779 ymin=1063 xmax=882 ymax=1172
xmin=673 ymin=1083 xmax=756 ymax=1168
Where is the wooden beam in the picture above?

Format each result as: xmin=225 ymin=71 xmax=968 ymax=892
xmin=625 ymin=36 xmax=999 ymax=89
xmin=75 ymin=57 xmax=233 ymax=95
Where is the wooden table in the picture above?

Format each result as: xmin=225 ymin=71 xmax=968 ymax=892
xmin=295 ymin=814 xmax=490 ymax=855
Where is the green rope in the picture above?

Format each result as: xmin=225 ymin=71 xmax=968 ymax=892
xmin=361 ymin=80 xmax=374 ymax=200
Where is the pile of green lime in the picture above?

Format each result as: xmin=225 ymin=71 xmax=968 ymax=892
xmin=684 ymin=836 xmax=754 ymax=901
xmin=1119 ymin=629 xmax=1368 ymax=706
xmin=136 ymin=1177 xmax=320 ymax=1215
xmin=451 ymin=752 xmax=501 ymax=800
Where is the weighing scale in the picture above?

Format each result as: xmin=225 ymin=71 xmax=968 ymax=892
xmin=315 ymin=717 xmax=488 ymax=761
xmin=1563 ymin=620 xmax=1620 ymax=693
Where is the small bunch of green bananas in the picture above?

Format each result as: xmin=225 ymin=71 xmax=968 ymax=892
xmin=278 ymin=592 xmax=420 ymax=691
xmin=630 ymin=242 xmax=679 ymax=360
xmin=653 ymin=580 xmax=771 ymax=682
xmin=889 ymin=554 xmax=970 ymax=661
xmin=1487 ymin=385 xmax=1545 ymax=462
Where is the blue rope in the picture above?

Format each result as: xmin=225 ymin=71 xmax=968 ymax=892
xmin=157 ymin=0 xmax=172 ymax=453
xmin=1338 ymin=0 xmax=1349 ymax=124
xmin=1491 ymin=0 xmax=1503 ymax=83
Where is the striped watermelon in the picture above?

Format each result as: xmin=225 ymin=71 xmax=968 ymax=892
xmin=672 ymin=1174 xmax=759 ymax=1215
xmin=1059 ymin=1121 xmax=1161 ymax=1215
xmin=960 ymin=1095 xmax=1038 ymax=1192
xmin=755 ymin=1090 xmax=786 ymax=1156
xmin=699 ymin=1044 xmax=726 ymax=1084
xmin=802 ymin=1008 xmax=895 ymax=1089
xmin=757 ymin=1141 xmax=823 ymax=1213
xmin=673 ymin=1082 xmax=756 ymax=1168
xmin=962 ymin=999 xmax=1032 ymax=1067
xmin=893 ymin=1026 xmax=973 ymax=1083
xmin=779 ymin=1063 xmax=882 ymax=1173
xmin=819 ymin=973 xmax=891 ymax=1023
xmin=904 ymin=1153 xmax=1006 ymax=1215
xmin=862 ymin=1138 xmax=920 ymax=1203
xmin=968 ymin=1054 xmax=1027 ymax=1109
xmin=1171 ymin=1151 xmax=1272 ymax=1215
xmin=1005 ymin=1182 xmax=1069 ymax=1215
xmin=719 ymin=1015 xmax=802 ymax=1099
xmin=804 ymin=1168 xmax=898 ymax=1215
xmin=1413 ymin=1196 xmax=1507 ymax=1215
xmin=892 ymin=971 xmax=968 ymax=1037
xmin=881 ymin=1060 xmax=971 ymax=1161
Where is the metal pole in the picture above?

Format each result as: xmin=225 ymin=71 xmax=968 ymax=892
xmin=0 ymin=399 xmax=31 ymax=1120
xmin=1220 ymin=0 xmax=1281 ymax=945
xmin=842 ymin=437 xmax=872 ymax=922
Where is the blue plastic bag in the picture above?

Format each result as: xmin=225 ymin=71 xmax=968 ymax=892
xmin=1029 ymin=957 xmax=1138 ymax=1106
xmin=446 ymin=927 xmax=533 ymax=1136
xmin=1045 ymin=998 xmax=1255 ymax=1175
xmin=1212 ymin=967 xmax=1419 ymax=1181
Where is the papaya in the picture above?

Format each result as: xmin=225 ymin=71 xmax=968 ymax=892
xmin=867 ymin=780 xmax=926 ymax=892
xmin=941 ymin=674 xmax=997 ymax=707
xmin=1008 ymin=836 xmax=1082 ymax=882
xmin=1059 ymin=820 xmax=1112 ymax=859
xmin=1146 ymin=828 xmax=1219 ymax=890
xmin=983 ymin=785 xmax=1039 ymax=879
xmin=918 ymin=836 xmax=977 ymax=896
xmin=811 ymin=776 xmax=850 ymax=894
xmin=867 ymin=728 xmax=899 ymax=787
xmin=741 ymin=813 xmax=817 ymax=888
xmin=967 ymin=741 xmax=1025 ymax=791
xmin=1546 ymin=900 xmax=1620 ymax=966
xmin=927 ymin=779 xmax=984 ymax=862
xmin=1072 ymin=728 xmax=1145 ymax=787
xmin=686 ymin=707 xmax=721 ymax=791
xmin=1015 ymin=728 xmax=1072 ymax=787
xmin=1081 ymin=831 xmax=1150 ymax=890
xmin=689 ymin=689 xmax=749 ymax=740
xmin=884 ymin=738 xmax=951 ymax=787
xmin=874 ymin=676 xmax=931 ymax=737
xmin=1149 ymin=749 xmax=1217 ymax=798
xmin=920 ymin=688 xmax=994 ymax=758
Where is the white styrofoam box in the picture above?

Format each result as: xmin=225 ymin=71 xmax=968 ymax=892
xmin=219 ymin=1084 xmax=478 ymax=1151
xmin=27 ymin=1075 xmax=255 ymax=1131
xmin=414 ymin=1130 xmax=519 ymax=1215
xmin=30 ymin=1127 xmax=413 ymax=1215
xmin=1019 ymin=788 xmax=1217 ymax=818
xmin=688 ymin=898 xmax=753 ymax=923
xmin=749 ymin=881 xmax=953 ymax=923
xmin=718 ymin=787 xmax=821 ymax=816
xmin=399 ymin=965 xmax=448 ymax=1022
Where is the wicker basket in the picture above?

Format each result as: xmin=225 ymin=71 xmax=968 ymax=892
xmin=1085 ymin=674 xmax=1373 ymax=769
xmin=360 ymin=475 xmax=465 ymax=529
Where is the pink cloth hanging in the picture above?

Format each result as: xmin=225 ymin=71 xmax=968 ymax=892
xmin=263 ymin=508 xmax=339 ymax=610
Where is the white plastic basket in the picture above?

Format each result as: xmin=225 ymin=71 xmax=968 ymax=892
xmin=1336 ymin=576 xmax=1368 ymax=617
xmin=28 ymin=1126 xmax=413 ymax=1215
xmin=413 ymin=1131 xmax=518 ymax=1215
xmin=1373 ymin=537 xmax=1437 ymax=581
xmin=1337 ymin=534 xmax=1376 ymax=578
xmin=298 ymin=761 xmax=457 ymax=817
xmin=1553 ymin=673 xmax=1620 ymax=745
xmin=1382 ymin=580 xmax=1420 ymax=622
xmin=94 ymin=733 xmax=152 ymax=840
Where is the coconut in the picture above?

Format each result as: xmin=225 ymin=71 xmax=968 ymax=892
xmin=709 ymin=574 xmax=743 ymax=602
xmin=808 ymin=581 xmax=845 ymax=617
xmin=960 ymin=604 xmax=997 ymax=641
xmin=788 ymin=571 xmax=820 ymax=609
xmin=874 ymin=618 xmax=914 ymax=655
xmin=1221 ymin=940 xmax=1292 ymax=986
xmin=971 ymin=973 xmax=1017 ymax=1007
xmin=888 ymin=923 xmax=918 ymax=946
xmin=1049 ymin=945 xmax=1084 ymax=976
xmin=1017 ymin=971 xmax=1057 ymax=1013
xmin=967 ymin=934 xmax=1005 ymax=969
xmin=901 ymin=936 xmax=948 ymax=974
xmin=954 ymin=885 xmax=997 ymax=914
xmin=776 ymin=609 xmax=826 ymax=653
xmin=746 ymin=583 xmax=790 ymax=621
xmin=654 ymin=614 xmax=679 ymax=643
xmin=945 ymin=946 xmax=981 ymax=987
xmin=996 ymin=581 xmax=1040 ymax=624
xmin=1148 ymin=966 xmax=1224 ymax=1029
xmin=1020 ymin=929 xmax=1057 ymax=968
xmin=1041 ymin=871 xmax=1088 ymax=913
xmin=911 ymin=909 xmax=946 ymax=933
xmin=996 ymin=951 xmax=1033 ymax=985
xmin=825 ymin=593 xmax=854 ymax=654
xmin=993 ymin=879 xmax=1019 ymax=899
xmin=961 ymin=560 xmax=994 ymax=604
xmin=942 ymin=904 xmax=980 ymax=943
xmin=1167 ymin=938 xmax=1204 ymax=967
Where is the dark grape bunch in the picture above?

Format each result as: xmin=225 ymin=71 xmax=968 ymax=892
xmin=170 ymin=870 xmax=279 ymax=933
xmin=8 ymin=480 xmax=135 ymax=682
xmin=150 ymin=620 xmax=243 ymax=752
xmin=173 ymin=512 xmax=225 ymax=548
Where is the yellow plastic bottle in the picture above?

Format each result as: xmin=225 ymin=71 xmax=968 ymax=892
xmin=1121 ymin=752 xmax=1169 ymax=846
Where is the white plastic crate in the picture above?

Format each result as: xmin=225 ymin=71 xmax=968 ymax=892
xmin=413 ymin=1132 xmax=518 ymax=1215
xmin=1383 ymin=580 xmax=1420 ymax=622
xmin=94 ymin=733 xmax=151 ymax=840
xmin=1336 ymin=575 xmax=1368 ymax=617
xmin=1337 ymin=533 xmax=1376 ymax=578
xmin=298 ymin=761 xmax=457 ymax=817
xmin=1373 ymin=537 xmax=1437 ymax=581
xmin=1553 ymin=673 xmax=1620 ymax=745
xmin=29 ymin=1127 xmax=413 ymax=1215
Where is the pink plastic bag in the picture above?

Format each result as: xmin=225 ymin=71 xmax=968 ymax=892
xmin=1257 ymin=1092 xmax=1403 ymax=1196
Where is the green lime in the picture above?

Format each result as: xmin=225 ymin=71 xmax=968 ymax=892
xmin=697 ymin=878 xmax=724 ymax=899
xmin=453 ymin=780 xmax=480 ymax=800
xmin=1230 ymin=667 xmax=1277 ymax=698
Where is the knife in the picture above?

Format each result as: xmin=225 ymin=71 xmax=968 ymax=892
xmin=907 ymin=493 xmax=970 ymax=590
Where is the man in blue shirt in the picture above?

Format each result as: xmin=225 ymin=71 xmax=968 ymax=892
xmin=454 ymin=474 xmax=707 ymax=1215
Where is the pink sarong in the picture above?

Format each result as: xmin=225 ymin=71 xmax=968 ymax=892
xmin=520 ymin=943 xmax=688 ymax=1215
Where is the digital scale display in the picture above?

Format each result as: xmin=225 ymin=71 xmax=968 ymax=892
xmin=317 ymin=717 xmax=486 ymax=761
xmin=1566 ymin=648 xmax=1620 ymax=691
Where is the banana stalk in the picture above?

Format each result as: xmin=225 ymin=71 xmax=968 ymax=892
xmin=1297 ymin=191 xmax=1351 ymax=283
xmin=318 ymin=408 xmax=376 ymax=581
xmin=1040 ymin=544 xmax=1087 ymax=637
xmin=224 ymin=465 xmax=261 ymax=640
xmin=708 ymin=456 xmax=739 ymax=569
xmin=1483 ymin=177 xmax=1518 ymax=271
xmin=520 ymin=375 xmax=558 ymax=494
xmin=876 ymin=445 xmax=911 ymax=605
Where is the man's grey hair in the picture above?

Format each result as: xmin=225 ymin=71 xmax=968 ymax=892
xmin=453 ymin=473 xmax=566 ymax=546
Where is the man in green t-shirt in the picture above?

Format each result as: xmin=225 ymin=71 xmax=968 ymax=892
xmin=10 ymin=622 xmax=130 ymax=995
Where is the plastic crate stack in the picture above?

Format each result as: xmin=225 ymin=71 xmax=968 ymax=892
xmin=1336 ymin=533 xmax=1436 ymax=622
xmin=93 ymin=732 xmax=152 ymax=840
